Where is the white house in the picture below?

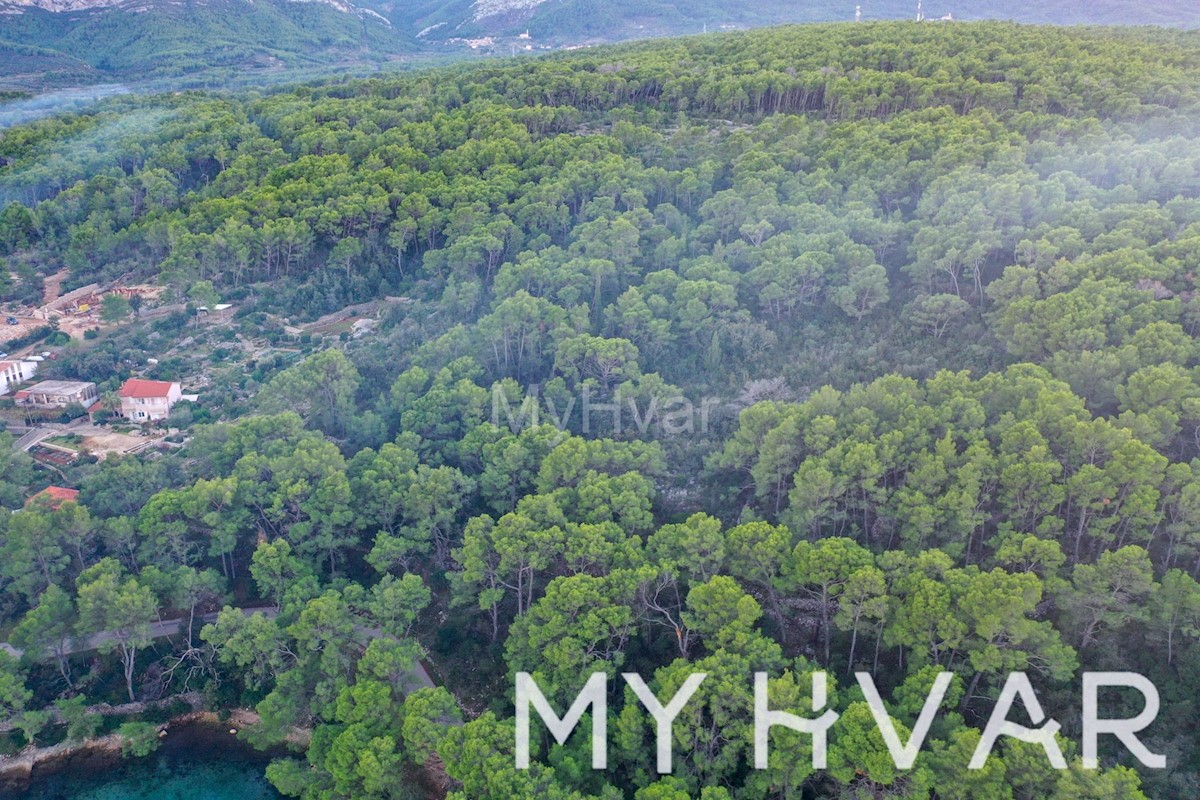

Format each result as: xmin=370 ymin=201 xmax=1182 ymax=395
xmin=117 ymin=378 xmax=183 ymax=422
xmin=17 ymin=380 xmax=99 ymax=408
xmin=0 ymin=360 xmax=38 ymax=396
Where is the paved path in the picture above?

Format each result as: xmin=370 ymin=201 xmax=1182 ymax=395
xmin=1 ymin=607 xmax=275 ymax=660
xmin=12 ymin=426 xmax=54 ymax=452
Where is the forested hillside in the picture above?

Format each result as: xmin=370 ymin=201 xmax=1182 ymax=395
xmin=3 ymin=0 xmax=1199 ymax=93
xmin=5 ymin=21 xmax=1200 ymax=799
xmin=0 ymin=0 xmax=416 ymax=93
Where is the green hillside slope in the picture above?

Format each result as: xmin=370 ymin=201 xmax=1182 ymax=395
xmin=6 ymin=22 xmax=1200 ymax=799
xmin=0 ymin=0 xmax=417 ymax=90
xmin=2 ymin=0 xmax=1199 ymax=93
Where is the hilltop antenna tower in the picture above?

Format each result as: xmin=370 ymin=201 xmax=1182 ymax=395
xmin=856 ymin=5 xmax=861 ymax=22
xmin=917 ymin=0 xmax=924 ymax=21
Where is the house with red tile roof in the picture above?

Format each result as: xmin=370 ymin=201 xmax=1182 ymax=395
xmin=117 ymin=378 xmax=182 ymax=422
xmin=26 ymin=486 xmax=80 ymax=509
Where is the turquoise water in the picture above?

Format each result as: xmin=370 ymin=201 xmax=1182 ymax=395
xmin=19 ymin=757 xmax=282 ymax=800
xmin=12 ymin=724 xmax=284 ymax=800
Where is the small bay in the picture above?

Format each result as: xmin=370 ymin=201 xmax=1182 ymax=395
xmin=10 ymin=722 xmax=283 ymax=800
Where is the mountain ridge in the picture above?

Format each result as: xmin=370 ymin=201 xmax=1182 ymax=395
xmin=1 ymin=0 xmax=385 ymax=17
xmin=0 ymin=0 xmax=414 ymax=93
xmin=2 ymin=0 xmax=1199 ymax=93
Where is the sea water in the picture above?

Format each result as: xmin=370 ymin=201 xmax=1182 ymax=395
xmin=11 ymin=722 xmax=283 ymax=800
xmin=18 ymin=756 xmax=281 ymax=800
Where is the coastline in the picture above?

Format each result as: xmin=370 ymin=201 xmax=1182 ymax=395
xmin=0 ymin=708 xmax=275 ymax=795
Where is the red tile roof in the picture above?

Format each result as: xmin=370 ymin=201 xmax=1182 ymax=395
xmin=118 ymin=379 xmax=176 ymax=399
xmin=27 ymin=486 xmax=80 ymax=508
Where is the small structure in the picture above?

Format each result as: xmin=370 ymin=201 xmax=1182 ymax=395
xmin=117 ymin=378 xmax=182 ymax=422
xmin=0 ymin=359 xmax=38 ymax=396
xmin=17 ymin=380 xmax=98 ymax=408
xmin=26 ymin=486 xmax=80 ymax=509
xmin=351 ymin=318 xmax=378 ymax=338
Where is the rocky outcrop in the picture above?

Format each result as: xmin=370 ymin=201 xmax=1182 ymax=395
xmin=0 ymin=730 xmax=126 ymax=793
xmin=472 ymin=0 xmax=551 ymax=22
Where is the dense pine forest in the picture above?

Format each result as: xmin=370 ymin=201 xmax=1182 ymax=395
xmin=5 ymin=21 xmax=1200 ymax=799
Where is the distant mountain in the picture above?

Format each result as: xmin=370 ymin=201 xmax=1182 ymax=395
xmin=395 ymin=0 xmax=1200 ymax=42
xmin=0 ymin=0 xmax=416 ymax=91
xmin=1 ymin=0 xmax=1197 ymax=93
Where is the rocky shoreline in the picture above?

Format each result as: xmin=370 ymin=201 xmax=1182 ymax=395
xmin=0 ymin=708 xmax=268 ymax=795
xmin=0 ymin=691 xmax=208 ymax=735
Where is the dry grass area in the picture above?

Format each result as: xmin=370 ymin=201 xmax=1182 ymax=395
xmin=307 ymin=316 xmax=364 ymax=335
xmin=79 ymin=429 xmax=159 ymax=457
xmin=41 ymin=269 xmax=68 ymax=305
xmin=0 ymin=317 xmax=47 ymax=348
xmin=58 ymin=425 xmax=165 ymax=458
